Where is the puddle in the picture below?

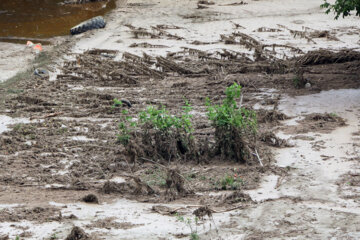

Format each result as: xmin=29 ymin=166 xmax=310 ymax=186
xmin=0 ymin=0 xmax=116 ymax=40
xmin=279 ymin=89 xmax=360 ymax=116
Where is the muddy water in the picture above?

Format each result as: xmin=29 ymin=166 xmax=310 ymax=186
xmin=0 ymin=0 xmax=116 ymax=41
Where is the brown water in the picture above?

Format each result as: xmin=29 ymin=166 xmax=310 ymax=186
xmin=0 ymin=0 xmax=116 ymax=41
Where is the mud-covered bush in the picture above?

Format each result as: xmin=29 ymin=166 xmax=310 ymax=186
xmin=206 ymin=83 xmax=257 ymax=162
xmin=116 ymin=101 xmax=195 ymax=161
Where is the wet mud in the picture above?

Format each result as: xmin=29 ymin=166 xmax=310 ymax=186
xmin=0 ymin=0 xmax=360 ymax=239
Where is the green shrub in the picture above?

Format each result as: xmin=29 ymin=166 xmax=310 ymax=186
xmin=117 ymin=108 xmax=137 ymax=146
xmin=321 ymin=0 xmax=360 ymax=19
xmin=206 ymin=83 xmax=257 ymax=132
xmin=206 ymin=83 xmax=257 ymax=162
xmin=115 ymin=100 xmax=195 ymax=161
xmin=139 ymin=100 xmax=193 ymax=134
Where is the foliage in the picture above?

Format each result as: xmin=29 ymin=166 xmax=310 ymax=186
xmin=206 ymin=83 xmax=257 ymax=133
xmin=139 ymin=100 xmax=193 ymax=134
xmin=219 ymin=174 xmax=244 ymax=190
xmin=321 ymin=0 xmax=360 ymax=19
xmin=117 ymin=109 xmax=137 ymax=146
xmin=176 ymin=213 xmax=200 ymax=240
xmin=205 ymin=83 xmax=257 ymax=162
xmin=115 ymin=99 xmax=194 ymax=159
xmin=112 ymin=98 xmax=123 ymax=109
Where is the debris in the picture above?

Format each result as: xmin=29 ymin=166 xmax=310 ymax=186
xmin=26 ymin=41 xmax=34 ymax=47
xmin=197 ymin=4 xmax=209 ymax=9
xmin=166 ymin=169 xmax=190 ymax=199
xmin=33 ymin=44 xmax=43 ymax=53
xmin=222 ymin=191 xmax=253 ymax=204
xmin=30 ymin=112 xmax=63 ymax=120
xmin=113 ymin=99 xmax=132 ymax=108
xmin=101 ymin=177 xmax=156 ymax=196
xmin=27 ymin=41 xmax=43 ymax=52
xmin=65 ymin=226 xmax=91 ymax=240
xmin=297 ymin=50 xmax=360 ymax=65
xmin=260 ymin=132 xmax=289 ymax=147
xmin=129 ymin=42 xmax=169 ymax=48
xmin=193 ymin=206 xmax=213 ymax=219
xmin=0 ymin=234 xmax=9 ymax=240
xmin=257 ymin=109 xmax=289 ymax=123
xmin=221 ymin=1 xmax=248 ymax=6
xmin=101 ymin=181 xmax=128 ymax=194
xmin=81 ymin=194 xmax=99 ymax=204
xmin=34 ymin=68 xmax=49 ymax=78
xmin=197 ymin=0 xmax=215 ymax=5
xmin=151 ymin=205 xmax=184 ymax=215
xmin=70 ymin=16 xmax=106 ymax=35
xmin=309 ymin=30 xmax=339 ymax=41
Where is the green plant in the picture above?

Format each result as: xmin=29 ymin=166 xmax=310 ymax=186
xmin=139 ymin=101 xmax=193 ymax=134
xmin=292 ymin=76 xmax=301 ymax=88
xmin=218 ymin=174 xmax=244 ymax=190
xmin=143 ymin=168 xmax=167 ymax=187
xmin=15 ymin=237 xmax=20 ymax=240
xmin=206 ymin=83 xmax=257 ymax=133
xmin=176 ymin=213 xmax=200 ymax=240
xmin=50 ymin=233 xmax=59 ymax=240
xmin=112 ymin=98 xmax=123 ymax=109
xmin=321 ymin=0 xmax=360 ymax=19
xmin=117 ymin=109 xmax=137 ymax=146
xmin=206 ymin=83 xmax=257 ymax=162
xmin=116 ymin=100 xmax=194 ymax=161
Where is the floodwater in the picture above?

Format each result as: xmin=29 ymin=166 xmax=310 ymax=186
xmin=0 ymin=0 xmax=116 ymax=42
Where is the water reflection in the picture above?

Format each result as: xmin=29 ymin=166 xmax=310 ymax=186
xmin=0 ymin=0 xmax=115 ymax=39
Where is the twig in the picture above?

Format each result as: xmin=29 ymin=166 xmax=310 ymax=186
xmin=239 ymin=94 xmax=243 ymax=108
xmin=275 ymin=175 xmax=285 ymax=189
xmin=252 ymin=148 xmax=263 ymax=167
xmin=140 ymin=157 xmax=168 ymax=169
xmin=30 ymin=112 xmax=63 ymax=120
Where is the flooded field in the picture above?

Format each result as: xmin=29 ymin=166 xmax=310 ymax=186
xmin=0 ymin=0 xmax=115 ymax=41
xmin=0 ymin=0 xmax=360 ymax=239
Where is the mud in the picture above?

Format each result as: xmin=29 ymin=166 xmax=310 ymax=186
xmin=0 ymin=0 xmax=360 ymax=239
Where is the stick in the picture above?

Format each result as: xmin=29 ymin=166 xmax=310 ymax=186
xmin=30 ymin=112 xmax=63 ymax=120
xmin=275 ymin=175 xmax=285 ymax=189
xmin=252 ymin=148 xmax=263 ymax=167
xmin=140 ymin=157 xmax=168 ymax=169
xmin=239 ymin=94 xmax=243 ymax=108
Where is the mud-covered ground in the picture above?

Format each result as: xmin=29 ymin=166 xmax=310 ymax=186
xmin=0 ymin=0 xmax=360 ymax=239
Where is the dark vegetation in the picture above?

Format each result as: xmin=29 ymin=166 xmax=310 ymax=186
xmin=321 ymin=0 xmax=360 ymax=19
